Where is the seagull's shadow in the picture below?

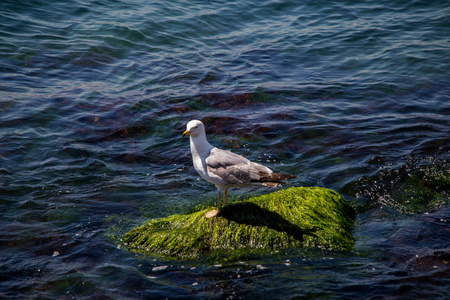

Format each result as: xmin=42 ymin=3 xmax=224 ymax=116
xmin=219 ymin=202 xmax=315 ymax=242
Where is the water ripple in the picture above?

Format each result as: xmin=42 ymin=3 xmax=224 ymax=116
xmin=0 ymin=0 xmax=449 ymax=298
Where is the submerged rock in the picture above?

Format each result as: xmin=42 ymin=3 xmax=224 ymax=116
xmin=344 ymin=157 xmax=449 ymax=214
xmin=123 ymin=187 xmax=355 ymax=259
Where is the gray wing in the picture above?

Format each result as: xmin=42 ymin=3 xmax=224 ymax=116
xmin=206 ymin=148 xmax=272 ymax=185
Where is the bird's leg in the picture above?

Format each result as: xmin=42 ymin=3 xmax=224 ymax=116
xmin=206 ymin=190 xmax=221 ymax=218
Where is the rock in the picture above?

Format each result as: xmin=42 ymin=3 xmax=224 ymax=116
xmin=343 ymin=157 xmax=449 ymax=214
xmin=122 ymin=187 xmax=355 ymax=259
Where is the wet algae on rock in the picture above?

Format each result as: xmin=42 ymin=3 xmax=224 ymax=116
xmin=123 ymin=187 xmax=355 ymax=259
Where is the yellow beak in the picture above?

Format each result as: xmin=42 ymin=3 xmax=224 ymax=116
xmin=182 ymin=130 xmax=190 ymax=137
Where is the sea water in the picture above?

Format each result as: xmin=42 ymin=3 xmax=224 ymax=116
xmin=0 ymin=0 xmax=449 ymax=298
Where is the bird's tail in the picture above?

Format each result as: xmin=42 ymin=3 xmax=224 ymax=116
xmin=259 ymin=172 xmax=297 ymax=188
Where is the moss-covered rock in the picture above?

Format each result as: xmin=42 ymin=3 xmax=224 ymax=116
xmin=343 ymin=157 xmax=449 ymax=214
xmin=123 ymin=187 xmax=355 ymax=259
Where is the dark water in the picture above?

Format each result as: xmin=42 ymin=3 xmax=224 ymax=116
xmin=1 ymin=0 xmax=449 ymax=298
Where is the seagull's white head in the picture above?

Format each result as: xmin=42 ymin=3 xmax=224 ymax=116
xmin=183 ymin=120 xmax=205 ymax=138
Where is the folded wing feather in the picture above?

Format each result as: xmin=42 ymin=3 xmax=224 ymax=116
xmin=206 ymin=148 xmax=296 ymax=186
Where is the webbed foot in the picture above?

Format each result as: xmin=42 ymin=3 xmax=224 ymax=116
xmin=205 ymin=209 xmax=219 ymax=218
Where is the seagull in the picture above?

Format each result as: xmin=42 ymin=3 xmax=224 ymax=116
xmin=182 ymin=120 xmax=297 ymax=218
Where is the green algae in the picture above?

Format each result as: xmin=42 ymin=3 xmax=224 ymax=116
xmin=122 ymin=187 xmax=355 ymax=260
xmin=344 ymin=157 xmax=449 ymax=214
